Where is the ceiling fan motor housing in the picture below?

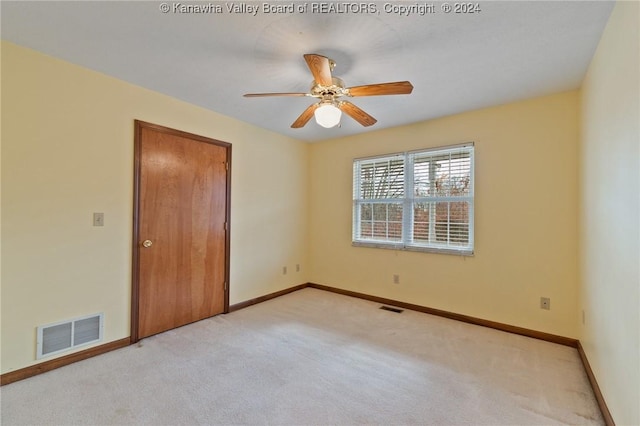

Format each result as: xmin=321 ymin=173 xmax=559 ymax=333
xmin=311 ymin=77 xmax=347 ymax=98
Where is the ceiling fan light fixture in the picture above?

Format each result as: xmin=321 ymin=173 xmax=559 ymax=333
xmin=314 ymin=103 xmax=342 ymax=128
xmin=245 ymin=54 xmax=412 ymax=129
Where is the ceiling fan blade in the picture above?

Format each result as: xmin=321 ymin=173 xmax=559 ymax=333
xmin=304 ymin=54 xmax=333 ymax=86
xmin=338 ymin=101 xmax=377 ymax=127
xmin=347 ymin=81 xmax=414 ymax=97
xmin=244 ymin=92 xmax=309 ymax=98
xmin=291 ymin=103 xmax=319 ymax=128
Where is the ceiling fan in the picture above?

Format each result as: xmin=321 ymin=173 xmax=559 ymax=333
xmin=244 ymin=54 xmax=413 ymax=129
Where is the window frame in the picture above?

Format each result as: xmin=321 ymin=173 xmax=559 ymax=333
xmin=352 ymin=142 xmax=474 ymax=256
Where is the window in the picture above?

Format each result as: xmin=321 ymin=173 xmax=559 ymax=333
xmin=353 ymin=143 xmax=474 ymax=255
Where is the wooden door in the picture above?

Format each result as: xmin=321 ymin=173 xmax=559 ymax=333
xmin=131 ymin=121 xmax=230 ymax=341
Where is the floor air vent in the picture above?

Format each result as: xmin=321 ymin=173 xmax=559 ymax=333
xmin=37 ymin=313 xmax=103 ymax=359
xmin=380 ymin=306 xmax=404 ymax=313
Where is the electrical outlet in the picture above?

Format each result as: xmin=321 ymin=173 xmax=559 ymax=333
xmin=540 ymin=297 xmax=550 ymax=310
xmin=282 ymin=266 xmax=287 ymax=275
xmin=296 ymin=264 xmax=300 ymax=272
xmin=93 ymin=212 xmax=104 ymax=227
xmin=393 ymin=274 xmax=400 ymax=284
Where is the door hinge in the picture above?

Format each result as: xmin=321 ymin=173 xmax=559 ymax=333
xmin=224 ymin=222 xmax=228 ymax=231
xmin=224 ymin=282 xmax=228 ymax=291
xmin=225 ymin=162 xmax=229 ymax=171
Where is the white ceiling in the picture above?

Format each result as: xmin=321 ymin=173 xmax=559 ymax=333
xmin=1 ymin=1 xmax=614 ymax=142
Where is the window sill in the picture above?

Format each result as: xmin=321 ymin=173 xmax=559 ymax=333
xmin=352 ymin=241 xmax=474 ymax=256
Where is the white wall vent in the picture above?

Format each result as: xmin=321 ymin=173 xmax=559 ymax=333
xmin=36 ymin=313 xmax=104 ymax=359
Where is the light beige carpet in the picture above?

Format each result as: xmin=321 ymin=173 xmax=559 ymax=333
xmin=1 ymin=288 xmax=603 ymax=425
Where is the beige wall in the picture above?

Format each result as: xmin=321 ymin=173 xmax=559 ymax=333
xmin=309 ymin=91 xmax=580 ymax=338
xmin=579 ymin=2 xmax=640 ymax=425
xmin=0 ymin=42 xmax=309 ymax=373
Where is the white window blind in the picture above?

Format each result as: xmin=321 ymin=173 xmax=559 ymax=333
xmin=353 ymin=143 xmax=474 ymax=255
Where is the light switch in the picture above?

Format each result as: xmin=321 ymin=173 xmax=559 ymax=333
xmin=93 ymin=212 xmax=104 ymax=227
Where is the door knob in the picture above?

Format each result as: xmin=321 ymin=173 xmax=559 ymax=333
xmin=142 ymin=240 xmax=153 ymax=248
